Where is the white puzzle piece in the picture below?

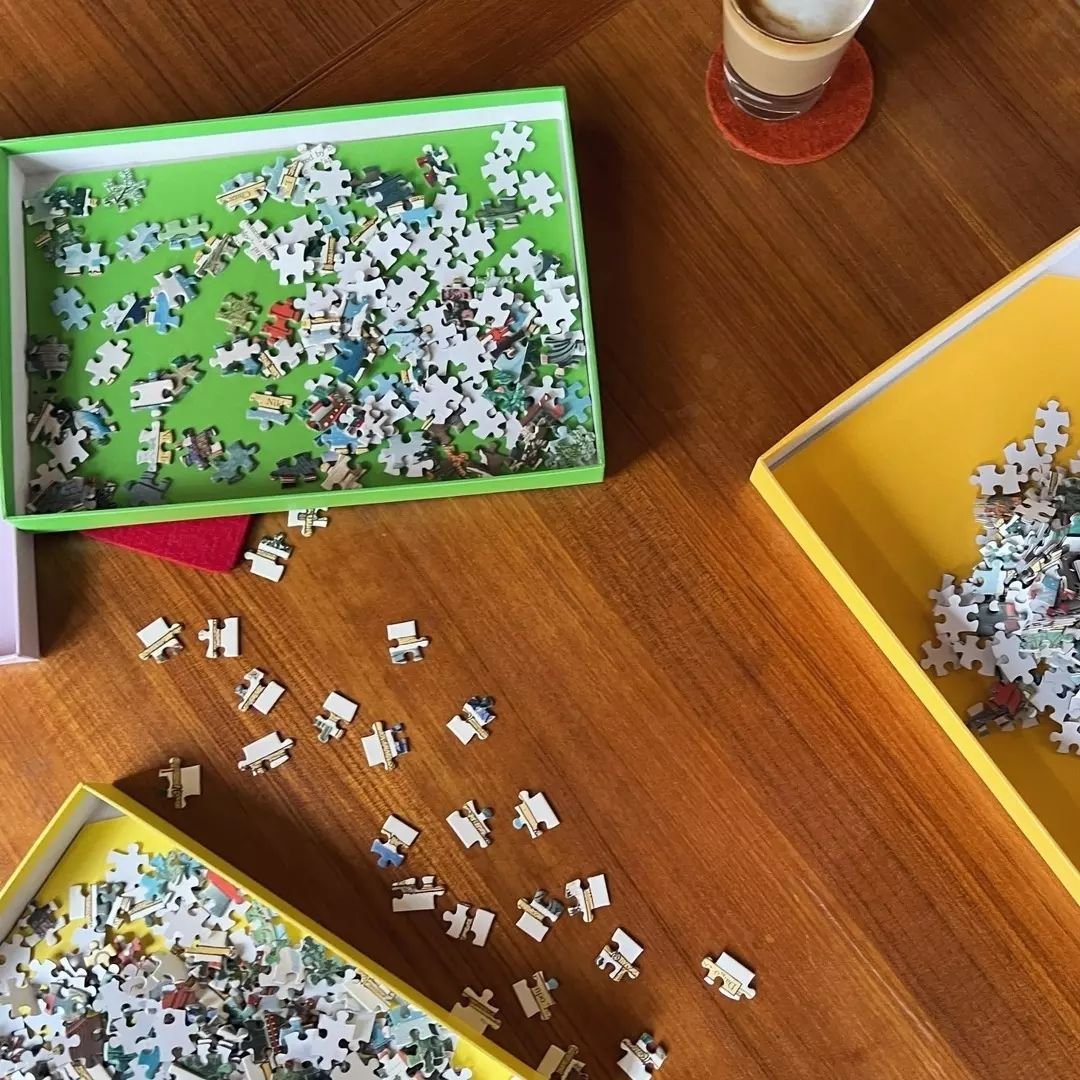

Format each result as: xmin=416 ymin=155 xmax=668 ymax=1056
xmin=446 ymin=800 xmax=494 ymax=848
xmin=238 ymin=732 xmax=295 ymax=774
xmin=450 ymin=987 xmax=501 ymax=1036
xmin=538 ymin=1044 xmax=587 ymax=1079
xmin=513 ymin=790 xmax=560 ymax=838
xmin=512 ymin=971 xmax=558 ymax=1020
xmin=515 ymin=891 xmax=563 ymax=943
xmin=442 ymin=904 xmax=494 ymax=947
xmin=136 ymin=617 xmax=183 ymax=662
xmin=235 ymin=669 xmax=285 ymax=714
xmin=198 ymin=617 xmax=240 ymax=658
xmin=702 ymin=952 xmax=757 ymax=1001
xmin=618 ymin=1034 xmax=667 ymax=1079
xmin=565 ymin=874 xmax=610 ymax=922
xmin=391 ymin=876 xmax=445 ymax=913
xmin=313 ymin=691 xmax=358 ymax=742
xmin=597 ymin=928 xmax=643 ymax=982
xmin=361 ymin=722 xmax=408 ymax=769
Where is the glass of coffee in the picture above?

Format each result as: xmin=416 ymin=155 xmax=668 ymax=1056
xmin=722 ymin=0 xmax=874 ymax=121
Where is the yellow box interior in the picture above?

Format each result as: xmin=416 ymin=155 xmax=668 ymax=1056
xmin=766 ymin=271 xmax=1080 ymax=900
xmin=0 ymin=785 xmax=534 ymax=1079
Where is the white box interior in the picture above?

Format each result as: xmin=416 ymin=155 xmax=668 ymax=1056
xmin=7 ymin=96 xmax=584 ymax=515
xmin=767 ymin=229 xmax=1080 ymax=467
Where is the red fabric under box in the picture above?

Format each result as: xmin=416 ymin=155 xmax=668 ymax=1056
xmin=83 ymin=516 xmax=251 ymax=573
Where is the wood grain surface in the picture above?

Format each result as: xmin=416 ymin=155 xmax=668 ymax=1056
xmin=3 ymin=1 xmax=1080 ymax=1076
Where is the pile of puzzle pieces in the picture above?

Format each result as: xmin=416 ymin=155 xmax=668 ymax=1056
xmin=23 ymin=125 xmax=598 ymax=514
xmin=0 ymin=845 xmax=483 ymax=1079
xmin=922 ymin=399 xmax=1080 ymax=754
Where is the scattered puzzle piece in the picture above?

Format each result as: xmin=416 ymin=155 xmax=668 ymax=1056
xmin=313 ymin=691 xmax=358 ymax=743
xmin=512 ymin=971 xmax=558 ymax=1020
xmin=597 ymin=928 xmax=643 ymax=982
xmin=565 ymin=874 xmax=610 ymax=923
xmin=618 ymin=1033 xmax=667 ymax=1079
xmin=451 ymin=987 xmax=501 ymax=1036
xmin=361 ymin=721 xmax=408 ymax=770
xmin=51 ymin=286 xmax=93 ymax=330
xmin=443 ymin=904 xmax=495 ymax=947
xmin=513 ymin=790 xmax=560 ymax=838
xmin=159 ymin=758 xmax=201 ymax=808
xmin=135 ymin=617 xmax=183 ymax=662
xmin=198 ymin=617 xmax=240 ymax=658
xmin=702 ymin=952 xmax=757 ymax=1001
xmin=387 ymin=619 xmax=429 ymax=663
xmin=447 ymin=696 xmax=496 ymax=744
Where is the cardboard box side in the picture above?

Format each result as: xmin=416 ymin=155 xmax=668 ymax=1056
xmin=0 ymin=522 xmax=39 ymax=661
xmin=13 ymin=526 xmax=39 ymax=659
xmin=0 ymin=88 xmax=568 ymax=161
xmin=750 ymin=460 xmax=1080 ymax=907
xmin=557 ymin=90 xmax=605 ymax=473
xmin=0 ymin=151 xmax=15 ymax=520
xmin=758 ymin=226 xmax=1080 ymax=471
xmin=82 ymin=784 xmax=540 ymax=1080
xmin=2 ymin=150 xmax=31 ymax=520
xmin=7 ymin=462 xmax=605 ymax=532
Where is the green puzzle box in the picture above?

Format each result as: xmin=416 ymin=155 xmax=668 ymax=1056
xmin=0 ymin=87 xmax=604 ymax=531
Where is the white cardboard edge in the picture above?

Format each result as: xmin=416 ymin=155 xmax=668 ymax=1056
xmin=14 ymin=101 xmax=564 ymax=177
xmin=0 ymin=518 xmax=37 ymax=663
xmin=8 ymin=152 xmax=29 ymax=516
xmin=0 ymin=791 xmax=120 ymax=940
xmin=6 ymin=100 xmax=567 ymax=517
xmin=764 ymin=230 xmax=1080 ymax=468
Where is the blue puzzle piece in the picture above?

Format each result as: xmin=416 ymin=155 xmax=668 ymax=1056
xmin=71 ymin=403 xmax=115 ymax=442
xmin=139 ymin=871 xmax=169 ymax=901
xmin=330 ymin=339 xmax=366 ymax=381
xmin=494 ymin=344 xmax=527 ymax=381
xmin=507 ymin=302 xmax=533 ymax=333
xmin=50 ymin=287 xmax=93 ymax=332
xmin=221 ymin=355 xmax=263 ymax=376
xmin=400 ymin=200 xmax=436 ymax=232
xmin=171 ymin=268 xmax=199 ymax=302
xmin=107 ymin=1046 xmax=138 ymax=1080
xmin=150 ymin=292 xmax=179 ymax=335
xmin=562 ymin=389 xmax=592 ymax=424
xmin=371 ymin=840 xmax=405 ymax=870
xmin=136 ymin=1045 xmax=161 ymax=1080
xmin=316 ymin=199 xmax=357 ymax=236
xmin=262 ymin=155 xmax=310 ymax=205
xmin=366 ymin=373 xmax=405 ymax=400
xmin=246 ymin=407 xmax=289 ymax=431
xmin=316 ymin=426 xmax=360 ymax=454
xmin=218 ymin=172 xmax=264 ymax=214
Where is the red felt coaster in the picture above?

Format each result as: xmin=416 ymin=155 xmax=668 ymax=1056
xmin=83 ymin=515 xmax=252 ymax=573
xmin=706 ymin=40 xmax=873 ymax=165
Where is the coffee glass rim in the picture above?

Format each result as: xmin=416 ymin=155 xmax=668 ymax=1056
xmin=729 ymin=0 xmax=875 ymax=45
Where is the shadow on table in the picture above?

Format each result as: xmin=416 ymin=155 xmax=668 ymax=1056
xmin=118 ymin=763 xmax=649 ymax=1068
xmin=35 ymin=532 xmax=95 ymax=655
xmin=570 ymin=119 xmax=662 ymax=480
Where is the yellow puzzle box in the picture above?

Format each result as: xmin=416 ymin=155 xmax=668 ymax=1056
xmin=0 ymin=784 xmax=537 ymax=1078
xmin=752 ymin=226 xmax=1080 ymax=906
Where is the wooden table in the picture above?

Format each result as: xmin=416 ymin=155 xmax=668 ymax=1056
xmin=3 ymin=1 xmax=1080 ymax=1075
